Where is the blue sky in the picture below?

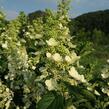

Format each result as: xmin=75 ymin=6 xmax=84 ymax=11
xmin=0 ymin=0 xmax=109 ymax=19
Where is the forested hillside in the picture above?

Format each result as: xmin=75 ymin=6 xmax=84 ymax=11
xmin=72 ymin=9 xmax=109 ymax=34
xmin=28 ymin=10 xmax=46 ymax=22
xmin=28 ymin=9 xmax=109 ymax=34
xmin=28 ymin=9 xmax=109 ymax=44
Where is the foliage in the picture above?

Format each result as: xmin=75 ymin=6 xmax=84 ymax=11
xmin=72 ymin=9 xmax=109 ymax=34
xmin=28 ymin=10 xmax=46 ymax=23
xmin=0 ymin=0 xmax=109 ymax=109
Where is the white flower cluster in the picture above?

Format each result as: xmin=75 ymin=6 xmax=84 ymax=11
xmin=46 ymin=38 xmax=58 ymax=46
xmin=46 ymin=51 xmax=80 ymax=63
xmin=107 ymin=59 xmax=109 ymax=63
xmin=59 ymin=23 xmax=63 ymax=29
xmin=65 ymin=52 xmax=80 ymax=64
xmin=68 ymin=67 xmax=86 ymax=83
xmin=27 ymin=33 xmax=43 ymax=40
xmin=94 ymin=90 xmax=100 ymax=96
xmin=67 ymin=105 xmax=76 ymax=109
xmin=0 ymin=81 xmax=13 ymax=109
xmin=32 ymin=66 xmax=36 ymax=70
xmin=70 ymin=51 xmax=80 ymax=63
xmin=45 ymin=78 xmax=57 ymax=91
xmin=52 ymin=53 xmax=62 ymax=62
xmin=63 ymin=27 xmax=69 ymax=35
xmin=101 ymin=67 xmax=109 ymax=79
xmin=46 ymin=52 xmax=62 ymax=62
xmin=46 ymin=52 xmax=52 ymax=58
xmin=101 ymin=59 xmax=109 ymax=79
xmin=102 ymin=88 xmax=109 ymax=96
xmin=2 ymin=41 xmax=8 ymax=49
xmin=65 ymin=55 xmax=72 ymax=63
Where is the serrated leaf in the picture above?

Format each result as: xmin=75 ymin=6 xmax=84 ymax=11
xmin=37 ymin=92 xmax=55 ymax=109
xmin=37 ymin=92 xmax=64 ymax=109
xmin=48 ymin=93 xmax=64 ymax=109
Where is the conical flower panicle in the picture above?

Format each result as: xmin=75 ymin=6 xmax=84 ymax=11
xmin=0 ymin=0 xmax=87 ymax=108
xmin=35 ymin=0 xmax=86 ymax=92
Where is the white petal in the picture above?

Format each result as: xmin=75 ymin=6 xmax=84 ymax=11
xmin=45 ymin=79 xmax=57 ymax=91
xmin=46 ymin=38 xmax=58 ymax=46
xmin=46 ymin=52 xmax=52 ymax=58
xmin=52 ymin=53 xmax=62 ymax=62
xmin=65 ymin=56 xmax=72 ymax=63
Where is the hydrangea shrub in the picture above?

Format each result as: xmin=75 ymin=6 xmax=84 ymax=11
xmin=0 ymin=0 xmax=109 ymax=109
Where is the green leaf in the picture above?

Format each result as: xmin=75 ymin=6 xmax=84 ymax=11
xmin=48 ymin=93 xmax=64 ymax=109
xmin=37 ymin=92 xmax=64 ymax=109
xmin=80 ymin=89 xmax=96 ymax=102
xmin=37 ymin=92 xmax=55 ymax=109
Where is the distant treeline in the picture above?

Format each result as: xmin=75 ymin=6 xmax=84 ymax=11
xmin=28 ymin=10 xmax=46 ymax=21
xmin=28 ymin=9 xmax=109 ymax=34
xmin=72 ymin=9 xmax=109 ymax=34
